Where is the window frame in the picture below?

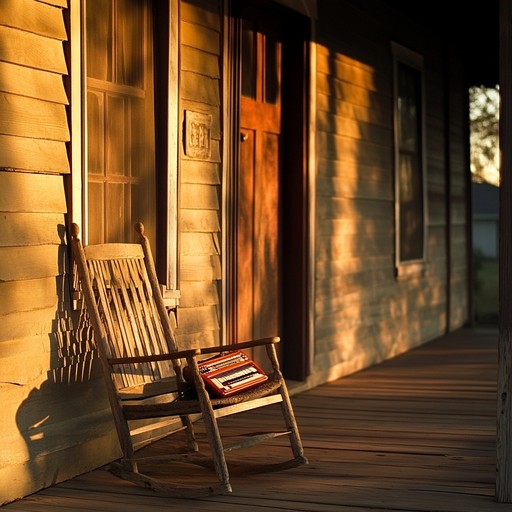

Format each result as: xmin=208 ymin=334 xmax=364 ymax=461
xmin=391 ymin=42 xmax=427 ymax=278
xmin=69 ymin=0 xmax=180 ymax=305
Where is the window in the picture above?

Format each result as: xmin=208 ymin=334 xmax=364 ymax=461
xmin=392 ymin=43 xmax=426 ymax=276
xmin=70 ymin=0 xmax=179 ymax=304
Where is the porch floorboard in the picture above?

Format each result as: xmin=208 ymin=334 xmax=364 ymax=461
xmin=5 ymin=326 xmax=511 ymax=512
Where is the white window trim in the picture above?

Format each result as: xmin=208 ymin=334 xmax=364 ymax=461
xmin=391 ymin=41 xmax=427 ymax=279
xmin=69 ymin=0 xmax=180 ymax=305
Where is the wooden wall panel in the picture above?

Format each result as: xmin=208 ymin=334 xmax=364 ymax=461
xmin=0 ymin=93 xmax=69 ymax=141
xmin=0 ymin=25 xmax=67 ymax=73
xmin=0 ymin=212 xmax=66 ymax=246
xmin=38 ymin=0 xmax=68 ymax=8
xmin=0 ymin=276 xmax=65 ymax=316
xmin=0 ymin=172 xmax=66 ymax=212
xmin=0 ymin=1 xmax=69 ymax=178
xmin=0 ymin=134 xmax=69 ymax=174
xmin=2 ymin=0 xmax=67 ymax=39
xmin=312 ymin=0 xmax=467 ymax=385
xmin=0 ymin=1 xmax=100 ymax=505
xmin=0 ymin=61 xmax=68 ymax=104
xmin=177 ymin=0 xmax=223 ymax=342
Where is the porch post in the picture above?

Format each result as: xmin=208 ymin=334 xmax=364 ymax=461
xmin=497 ymin=0 xmax=512 ymax=502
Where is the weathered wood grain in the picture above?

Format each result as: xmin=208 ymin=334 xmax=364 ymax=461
xmin=0 ymin=25 xmax=67 ymax=74
xmin=180 ymin=183 xmax=220 ymax=210
xmin=181 ymin=0 xmax=221 ymax=31
xmin=181 ymin=45 xmax=220 ymax=78
xmin=0 ymin=61 xmax=68 ymax=104
xmin=0 ymin=172 xmax=66 ymax=212
xmin=180 ymin=159 xmax=220 ymax=185
xmin=0 ymin=134 xmax=69 ymax=173
xmin=2 ymin=0 xmax=67 ymax=40
xmin=179 ymin=280 xmax=220 ymax=308
xmin=179 ymin=254 xmax=221 ymax=281
xmin=180 ymin=232 xmax=219 ymax=256
xmin=0 ymin=276 xmax=65 ymax=316
xmin=38 ymin=0 xmax=68 ymax=8
xmin=0 ymin=213 xmax=66 ymax=247
xmin=0 ymin=245 xmax=67 ymax=282
xmin=181 ymin=71 xmax=221 ymax=106
xmin=180 ymin=209 xmax=220 ymax=232
xmin=181 ymin=20 xmax=220 ymax=55
xmin=0 ymin=93 xmax=69 ymax=141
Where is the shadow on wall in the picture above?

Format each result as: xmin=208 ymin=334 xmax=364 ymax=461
xmin=13 ymin=224 xmax=109 ymax=496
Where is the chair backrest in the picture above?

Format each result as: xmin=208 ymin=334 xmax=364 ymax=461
xmin=71 ymin=223 xmax=180 ymax=393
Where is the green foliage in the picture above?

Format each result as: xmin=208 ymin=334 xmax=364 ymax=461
xmin=469 ymin=85 xmax=499 ymax=185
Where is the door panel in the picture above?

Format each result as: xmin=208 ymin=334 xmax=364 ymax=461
xmin=238 ymin=22 xmax=282 ymax=369
xmin=232 ymin=1 xmax=310 ymax=380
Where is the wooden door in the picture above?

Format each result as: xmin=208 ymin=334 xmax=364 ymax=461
xmin=237 ymin=20 xmax=282 ymax=346
xmin=232 ymin=1 xmax=310 ymax=380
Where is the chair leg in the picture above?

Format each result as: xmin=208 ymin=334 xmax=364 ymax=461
xmin=266 ymin=342 xmax=308 ymax=465
xmin=279 ymin=383 xmax=308 ymax=464
xmin=188 ymin=357 xmax=232 ymax=493
xmin=180 ymin=415 xmax=199 ymax=452
xmin=200 ymin=404 xmax=232 ymax=493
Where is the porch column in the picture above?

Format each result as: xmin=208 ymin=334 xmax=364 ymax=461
xmin=497 ymin=0 xmax=512 ymax=502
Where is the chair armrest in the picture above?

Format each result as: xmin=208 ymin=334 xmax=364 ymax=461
xmin=108 ymin=348 xmax=201 ymax=365
xmin=197 ymin=336 xmax=280 ymax=356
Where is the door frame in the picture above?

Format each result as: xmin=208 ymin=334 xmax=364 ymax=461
xmin=222 ymin=0 xmax=312 ymax=381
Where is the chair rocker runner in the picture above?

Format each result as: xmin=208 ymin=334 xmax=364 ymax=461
xmin=70 ymin=222 xmax=307 ymax=497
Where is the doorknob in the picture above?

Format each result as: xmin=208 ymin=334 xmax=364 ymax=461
xmin=240 ymin=132 xmax=248 ymax=142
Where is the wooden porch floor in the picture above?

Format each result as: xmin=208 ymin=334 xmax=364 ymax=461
xmin=5 ymin=326 xmax=512 ymax=512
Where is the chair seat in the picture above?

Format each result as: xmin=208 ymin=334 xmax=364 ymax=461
xmin=123 ymin=379 xmax=282 ymax=419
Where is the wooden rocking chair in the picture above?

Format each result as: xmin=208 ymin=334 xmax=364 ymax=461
xmin=70 ymin=222 xmax=307 ymax=497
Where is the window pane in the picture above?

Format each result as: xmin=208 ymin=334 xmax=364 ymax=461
xmin=264 ymin=34 xmax=280 ymax=104
xmin=242 ymin=21 xmax=256 ymax=98
xmin=86 ymin=0 xmax=112 ymax=81
xmin=117 ymin=0 xmax=144 ymax=87
xmin=87 ymin=182 xmax=104 ymax=245
xmin=86 ymin=91 xmax=105 ymax=175
xmin=87 ymin=0 xmax=155 ymax=245
xmin=397 ymin=63 xmax=421 ymax=152
xmin=395 ymin=59 xmax=424 ymax=264
xmin=398 ymin=155 xmax=423 ymax=261
xmin=106 ymin=182 xmax=129 ymax=242
xmin=106 ymin=94 xmax=127 ymax=176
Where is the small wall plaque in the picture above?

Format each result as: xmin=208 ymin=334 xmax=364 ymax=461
xmin=185 ymin=110 xmax=212 ymax=159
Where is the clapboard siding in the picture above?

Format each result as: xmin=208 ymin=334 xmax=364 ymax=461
xmin=0 ymin=3 xmax=69 ymax=178
xmin=181 ymin=45 xmax=220 ymax=78
xmin=0 ymin=0 xmax=109 ymax=505
xmin=0 ymin=212 xmax=66 ymax=247
xmin=0 ymin=93 xmax=69 ymax=141
xmin=312 ymin=0 xmax=467 ymax=383
xmin=2 ymin=0 xmax=67 ymax=39
xmin=39 ymin=0 xmax=68 ymax=8
xmin=180 ymin=159 xmax=221 ymax=185
xmin=317 ymin=92 xmax=390 ymax=127
xmin=0 ymin=134 xmax=69 ymax=174
xmin=0 ymin=245 xmax=67 ymax=282
xmin=181 ymin=183 xmax=220 ymax=210
xmin=177 ymin=0 xmax=223 ymax=343
xmin=0 ymin=25 xmax=67 ymax=73
xmin=0 ymin=61 xmax=68 ymax=104
xmin=0 ymin=276 xmax=66 ymax=316
xmin=0 ymin=172 xmax=66 ymax=213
